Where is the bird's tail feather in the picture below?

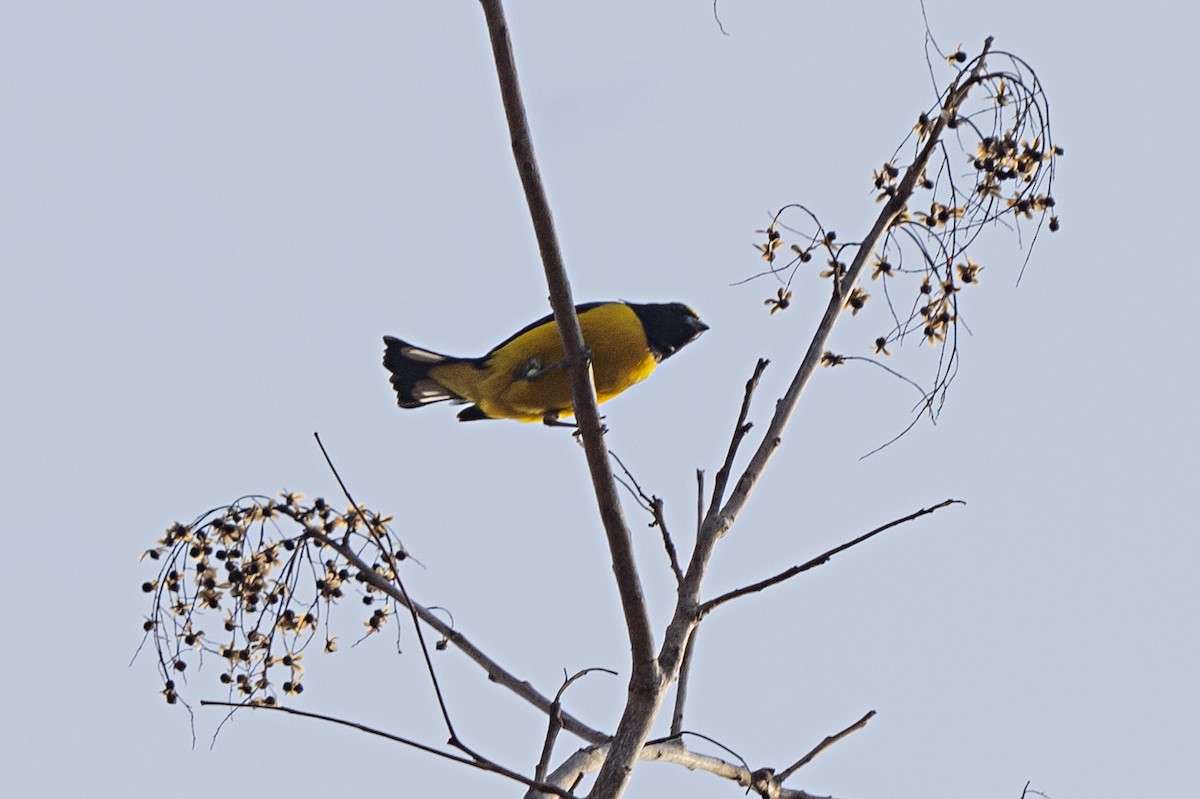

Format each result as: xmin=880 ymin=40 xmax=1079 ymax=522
xmin=382 ymin=336 xmax=467 ymax=408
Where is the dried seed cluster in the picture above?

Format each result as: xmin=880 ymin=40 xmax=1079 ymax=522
xmin=139 ymin=493 xmax=407 ymax=709
xmin=750 ymin=44 xmax=1061 ymax=418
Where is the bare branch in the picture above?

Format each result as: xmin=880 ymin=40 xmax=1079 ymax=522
xmin=669 ymin=626 xmax=699 ymax=737
xmin=777 ymin=710 xmax=876 ymax=782
xmin=477 ymin=5 xmax=665 ymax=796
xmin=650 ymin=497 xmax=683 ymax=587
xmin=611 ymin=451 xmax=683 ymax=586
xmin=477 ymin=0 xmax=657 ymax=680
xmin=200 ymin=700 xmax=576 ymax=798
xmin=706 ymin=358 xmax=769 ymax=521
xmin=699 ymin=499 xmax=963 ymax=617
xmin=857 ymin=403 xmax=932 ymax=461
xmin=530 ymin=669 xmax=618 ymax=796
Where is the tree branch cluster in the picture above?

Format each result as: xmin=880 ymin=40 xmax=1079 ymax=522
xmin=139 ymin=6 xmax=1061 ymax=798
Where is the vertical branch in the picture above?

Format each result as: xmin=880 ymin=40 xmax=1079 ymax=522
xmin=705 ymin=358 xmax=769 ymax=521
xmin=476 ymin=2 xmax=661 ymax=776
xmin=669 ymin=626 xmax=699 ymax=738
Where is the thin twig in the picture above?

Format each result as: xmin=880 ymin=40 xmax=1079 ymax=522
xmin=699 ymin=499 xmax=963 ymax=617
xmin=857 ymin=401 xmax=932 ymax=460
xmin=840 ymin=355 xmax=929 ymax=397
xmin=777 ymin=710 xmax=876 ymax=782
xmin=669 ymin=626 xmax=699 ymax=737
xmin=711 ymin=0 xmax=730 ymax=36
xmin=199 ymin=700 xmax=576 ymax=798
xmin=611 ymin=451 xmax=683 ymax=585
xmin=649 ymin=729 xmax=748 ymax=775
xmin=313 ymin=433 xmax=460 ymax=745
xmin=706 ymin=358 xmax=769 ymax=521
xmin=1019 ymin=780 xmax=1052 ymax=799
xmin=531 ymin=668 xmax=618 ymax=793
xmin=650 ymin=497 xmax=683 ymax=587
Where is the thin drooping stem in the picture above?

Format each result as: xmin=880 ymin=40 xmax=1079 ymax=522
xmin=199 ymin=701 xmax=575 ymax=798
xmin=314 ymin=433 xmax=460 ymax=744
xmin=528 ymin=668 xmax=618 ymax=799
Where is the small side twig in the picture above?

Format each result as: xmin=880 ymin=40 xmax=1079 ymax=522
xmin=1020 ymin=780 xmax=1052 ymax=799
xmin=840 ymin=355 xmax=929 ymax=398
xmin=706 ymin=358 xmax=769 ymax=521
xmin=530 ymin=668 xmax=617 ymax=793
xmin=610 ymin=451 xmax=683 ymax=586
xmin=651 ymin=497 xmax=683 ymax=587
xmin=777 ymin=709 xmax=876 ymax=782
xmin=699 ymin=498 xmax=963 ymax=617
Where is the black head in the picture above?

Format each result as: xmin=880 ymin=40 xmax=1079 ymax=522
xmin=627 ymin=302 xmax=708 ymax=361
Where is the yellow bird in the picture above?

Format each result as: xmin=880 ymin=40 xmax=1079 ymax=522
xmin=383 ymin=301 xmax=708 ymax=423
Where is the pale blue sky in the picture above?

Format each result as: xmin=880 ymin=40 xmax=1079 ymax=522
xmin=2 ymin=2 xmax=1195 ymax=797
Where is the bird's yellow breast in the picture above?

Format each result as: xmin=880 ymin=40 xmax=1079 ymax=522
xmin=429 ymin=303 xmax=658 ymax=422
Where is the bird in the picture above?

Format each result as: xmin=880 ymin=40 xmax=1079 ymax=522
xmin=382 ymin=301 xmax=708 ymax=424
